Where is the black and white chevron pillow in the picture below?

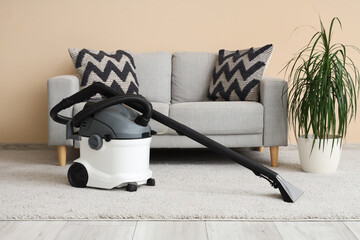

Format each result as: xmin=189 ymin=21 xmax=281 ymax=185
xmin=69 ymin=48 xmax=139 ymax=98
xmin=208 ymin=44 xmax=274 ymax=101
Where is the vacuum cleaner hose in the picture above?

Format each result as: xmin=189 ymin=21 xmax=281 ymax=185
xmin=72 ymin=95 xmax=152 ymax=127
xmin=50 ymin=82 xmax=152 ymax=127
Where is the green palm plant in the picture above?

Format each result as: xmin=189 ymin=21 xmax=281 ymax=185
xmin=284 ymin=17 xmax=360 ymax=150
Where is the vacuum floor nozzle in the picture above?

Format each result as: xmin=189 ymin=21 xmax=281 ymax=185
xmin=276 ymin=175 xmax=304 ymax=203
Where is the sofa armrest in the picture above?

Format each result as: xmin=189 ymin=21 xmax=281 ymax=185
xmin=48 ymin=75 xmax=80 ymax=146
xmin=260 ymin=77 xmax=288 ymax=147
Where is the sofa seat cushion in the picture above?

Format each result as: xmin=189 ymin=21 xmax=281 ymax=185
xmin=167 ymin=101 xmax=263 ymax=135
xmin=73 ymin=102 xmax=169 ymax=134
xmin=149 ymin=102 xmax=169 ymax=133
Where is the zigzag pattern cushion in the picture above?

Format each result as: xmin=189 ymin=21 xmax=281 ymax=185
xmin=208 ymin=44 xmax=274 ymax=101
xmin=69 ymin=48 xmax=139 ymax=98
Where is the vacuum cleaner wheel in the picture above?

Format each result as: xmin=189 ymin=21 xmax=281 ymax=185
xmin=146 ymin=178 xmax=156 ymax=186
xmin=126 ymin=183 xmax=137 ymax=192
xmin=68 ymin=163 xmax=88 ymax=188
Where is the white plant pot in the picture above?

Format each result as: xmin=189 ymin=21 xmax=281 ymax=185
xmin=297 ymin=135 xmax=342 ymax=173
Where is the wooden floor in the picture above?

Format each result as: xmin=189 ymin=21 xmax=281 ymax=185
xmin=0 ymin=221 xmax=359 ymax=240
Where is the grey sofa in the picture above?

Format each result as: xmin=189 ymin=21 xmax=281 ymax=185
xmin=48 ymin=51 xmax=287 ymax=166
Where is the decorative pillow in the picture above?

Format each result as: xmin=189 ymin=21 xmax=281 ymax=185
xmin=208 ymin=44 xmax=274 ymax=101
xmin=68 ymin=48 xmax=139 ymax=98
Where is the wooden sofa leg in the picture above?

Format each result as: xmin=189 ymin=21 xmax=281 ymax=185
xmin=270 ymin=146 xmax=279 ymax=167
xmin=57 ymin=146 xmax=67 ymax=166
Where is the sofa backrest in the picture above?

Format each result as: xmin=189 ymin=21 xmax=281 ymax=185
xmin=132 ymin=51 xmax=171 ymax=103
xmin=132 ymin=51 xmax=217 ymax=104
xmin=172 ymin=52 xmax=217 ymax=103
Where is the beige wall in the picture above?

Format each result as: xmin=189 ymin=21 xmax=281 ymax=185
xmin=1 ymin=0 xmax=360 ymax=143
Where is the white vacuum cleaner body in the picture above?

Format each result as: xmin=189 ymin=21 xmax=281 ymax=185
xmin=75 ymin=137 xmax=152 ymax=189
xmin=67 ymin=103 xmax=155 ymax=192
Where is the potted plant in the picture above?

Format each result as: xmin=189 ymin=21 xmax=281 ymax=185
xmin=284 ymin=17 xmax=360 ymax=173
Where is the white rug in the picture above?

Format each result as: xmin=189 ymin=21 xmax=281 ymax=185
xmin=0 ymin=145 xmax=359 ymax=220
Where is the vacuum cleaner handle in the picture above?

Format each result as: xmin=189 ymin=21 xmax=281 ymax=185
xmin=72 ymin=95 xmax=152 ymax=127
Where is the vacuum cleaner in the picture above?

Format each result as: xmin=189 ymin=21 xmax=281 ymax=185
xmin=50 ymin=82 xmax=304 ymax=202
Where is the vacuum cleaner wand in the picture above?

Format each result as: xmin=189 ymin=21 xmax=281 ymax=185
xmin=151 ymin=110 xmax=303 ymax=203
xmin=51 ymin=82 xmax=303 ymax=203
